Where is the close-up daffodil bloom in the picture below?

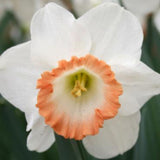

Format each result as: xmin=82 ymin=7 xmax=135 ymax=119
xmin=0 ymin=2 xmax=160 ymax=159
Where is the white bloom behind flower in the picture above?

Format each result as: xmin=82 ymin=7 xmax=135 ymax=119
xmin=154 ymin=9 xmax=160 ymax=32
xmin=123 ymin=0 xmax=160 ymax=27
xmin=123 ymin=0 xmax=160 ymax=15
xmin=72 ymin=0 xmax=119 ymax=16
xmin=0 ymin=2 xmax=160 ymax=159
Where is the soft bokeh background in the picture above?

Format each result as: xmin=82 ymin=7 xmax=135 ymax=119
xmin=0 ymin=0 xmax=160 ymax=160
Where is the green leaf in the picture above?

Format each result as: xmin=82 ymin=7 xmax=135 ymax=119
xmin=55 ymin=134 xmax=84 ymax=160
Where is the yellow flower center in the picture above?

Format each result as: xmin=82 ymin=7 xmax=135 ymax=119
xmin=71 ymin=73 xmax=88 ymax=97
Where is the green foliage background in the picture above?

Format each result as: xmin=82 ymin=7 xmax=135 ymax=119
xmin=0 ymin=11 xmax=160 ymax=160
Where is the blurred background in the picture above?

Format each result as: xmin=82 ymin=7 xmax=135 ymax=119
xmin=0 ymin=0 xmax=160 ymax=160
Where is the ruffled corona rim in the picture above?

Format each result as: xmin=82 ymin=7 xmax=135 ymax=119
xmin=36 ymin=54 xmax=123 ymax=140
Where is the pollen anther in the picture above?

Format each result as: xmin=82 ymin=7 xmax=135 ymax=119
xmin=71 ymin=73 xmax=88 ymax=97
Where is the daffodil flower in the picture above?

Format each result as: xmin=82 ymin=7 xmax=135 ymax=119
xmin=0 ymin=2 xmax=160 ymax=159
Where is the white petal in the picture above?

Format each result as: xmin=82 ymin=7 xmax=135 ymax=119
xmin=78 ymin=3 xmax=143 ymax=65
xmin=25 ymin=97 xmax=43 ymax=131
xmin=31 ymin=2 xmax=91 ymax=68
xmin=83 ymin=111 xmax=140 ymax=159
xmin=0 ymin=42 xmax=40 ymax=112
xmin=0 ymin=42 xmax=45 ymax=131
xmin=154 ymin=9 xmax=160 ymax=33
xmin=27 ymin=117 xmax=55 ymax=152
xmin=111 ymin=62 xmax=160 ymax=116
xmin=123 ymin=0 xmax=160 ymax=15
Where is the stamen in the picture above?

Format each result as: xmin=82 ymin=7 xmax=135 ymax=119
xmin=71 ymin=73 xmax=88 ymax=97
